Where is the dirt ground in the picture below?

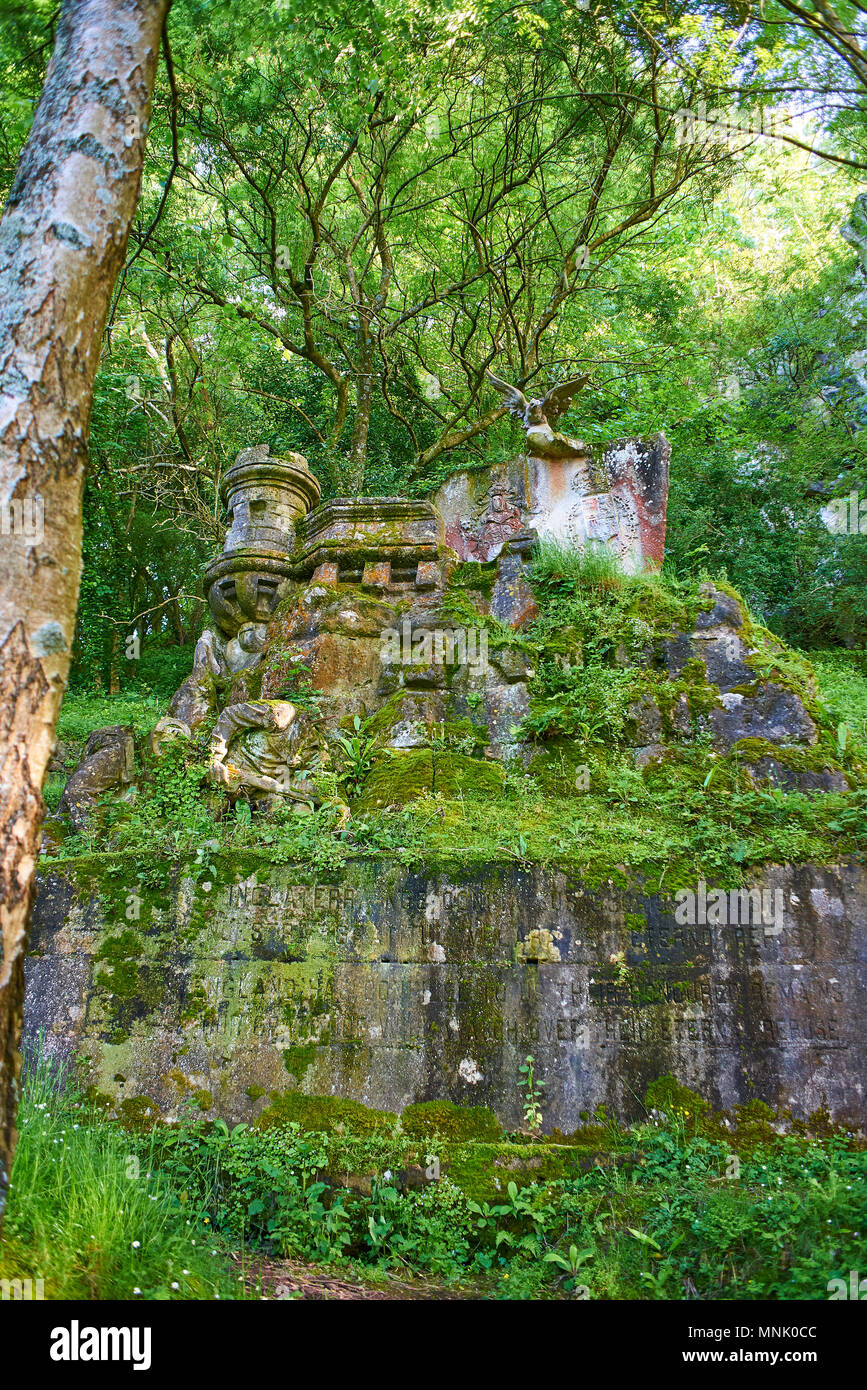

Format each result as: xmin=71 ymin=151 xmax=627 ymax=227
xmin=235 ymin=1253 xmax=477 ymax=1301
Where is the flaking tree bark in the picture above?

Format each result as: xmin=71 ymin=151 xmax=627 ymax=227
xmin=0 ymin=0 xmax=170 ymax=1230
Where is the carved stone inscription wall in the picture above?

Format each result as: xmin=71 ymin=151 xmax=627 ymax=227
xmin=25 ymin=861 xmax=867 ymax=1129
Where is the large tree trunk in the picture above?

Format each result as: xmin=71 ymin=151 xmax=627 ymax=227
xmin=0 ymin=0 xmax=170 ymax=1229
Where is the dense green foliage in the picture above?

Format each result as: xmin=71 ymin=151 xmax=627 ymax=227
xmin=3 ymin=1050 xmax=864 ymax=1300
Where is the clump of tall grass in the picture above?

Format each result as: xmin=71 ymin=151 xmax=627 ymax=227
xmin=528 ymin=536 xmax=653 ymax=594
xmin=0 ymin=1047 xmax=241 ymax=1300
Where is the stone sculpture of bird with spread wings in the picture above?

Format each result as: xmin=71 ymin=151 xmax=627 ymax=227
xmin=486 ymin=370 xmax=591 ymax=460
xmin=485 ymin=371 xmax=589 ymax=430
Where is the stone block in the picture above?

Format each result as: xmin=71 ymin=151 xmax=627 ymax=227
xmin=312 ymin=561 xmax=339 ymax=587
xmin=25 ymin=861 xmax=867 ymax=1130
xmin=433 ymin=434 xmax=670 ymax=571
xmin=415 ymin=560 xmax=440 ymax=589
xmin=489 ymin=533 xmax=539 ymax=628
xmin=294 ymin=497 xmax=444 ymax=578
xmin=362 ymin=560 xmax=391 ymax=590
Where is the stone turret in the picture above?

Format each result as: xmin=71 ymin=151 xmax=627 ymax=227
xmin=203 ymin=444 xmax=320 ymax=637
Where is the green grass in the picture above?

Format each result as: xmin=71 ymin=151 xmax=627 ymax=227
xmin=56 ymin=689 xmax=165 ymax=745
xmin=810 ymin=650 xmax=867 ymax=744
xmin=529 ymin=536 xmax=633 ymax=591
xmin=40 ymin=727 xmax=867 ymax=890
xmin=0 ymin=1050 xmax=243 ymax=1301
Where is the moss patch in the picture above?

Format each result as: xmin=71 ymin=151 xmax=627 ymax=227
xmin=115 ymin=1094 xmax=162 ymax=1133
xmin=401 ymin=1099 xmax=502 ymax=1141
xmin=357 ymin=749 xmax=435 ymax=809
xmin=255 ymin=1090 xmax=397 ymax=1135
xmin=282 ymin=1043 xmax=319 ymax=1079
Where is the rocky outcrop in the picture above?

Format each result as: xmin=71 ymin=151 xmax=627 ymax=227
xmin=153 ymin=471 xmax=845 ymax=805
xmin=710 ymin=684 xmax=818 ymax=751
xmin=637 ymin=583 xmax=838 ymax=786
xmin=258 ymin=567 xmax=532 ymax=758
